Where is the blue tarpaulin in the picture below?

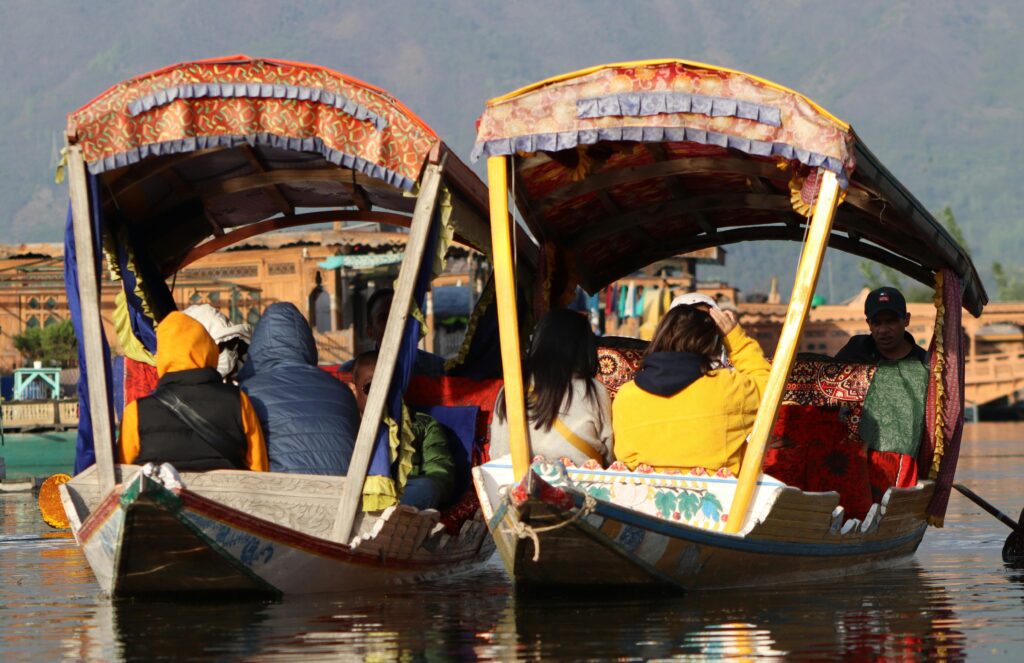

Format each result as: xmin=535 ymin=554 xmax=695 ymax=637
xmin=365 ymin=208 xmax=440 ymax=493
xmin=432 ymin=286 xmax=472 ymax=319
xmin=65 ymin=182 xmax=115 ymax=474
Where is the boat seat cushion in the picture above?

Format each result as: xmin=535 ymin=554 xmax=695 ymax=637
xmin=323 ymin=367 xmax=503 ymax=532
xmin=410 ymin=404 xmax=478 ymax=501
xmin=591 ymin=346 xmax=923 ymax=513
xmin=113 ymin=355 xmax=160 ymax=424
xmin=764 ymin=404 xmax=873 ymax=520
xmin=404 ymin=376 xmax=503 ymax=533
xmin=782 ymin=359 xmax=876 ymax=408
xmin=595 ymin=343 xmax=646 ymax=401
xmin=866 ymin=449 xmax=919 ymax=503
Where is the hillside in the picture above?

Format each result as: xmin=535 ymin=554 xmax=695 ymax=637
xmin=1 ymin=0 xmax=1021 ymax=301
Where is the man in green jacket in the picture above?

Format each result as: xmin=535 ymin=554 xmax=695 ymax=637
xmin=352 ymin=351 xmax=455 ymax=510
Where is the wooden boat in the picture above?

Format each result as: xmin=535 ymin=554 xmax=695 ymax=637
xmin=471 ymin=59 xmax=987 ymax=589
xmin=57 ymin=55 xmax=501 ymax=596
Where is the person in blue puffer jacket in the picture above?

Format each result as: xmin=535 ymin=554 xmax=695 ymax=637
xmin=239 ymin=302 xmax=359 ymax=475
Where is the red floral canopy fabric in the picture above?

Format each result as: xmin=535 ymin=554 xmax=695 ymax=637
xmin=68 ymin=55 xmax=438 ymax=191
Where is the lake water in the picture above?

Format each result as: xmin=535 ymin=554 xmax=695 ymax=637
xmin=1 ymin=424 xmax=1022 ymax=661
xmin=0 ymin=431 xmax=77 ymax=480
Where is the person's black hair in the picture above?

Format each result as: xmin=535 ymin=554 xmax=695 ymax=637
xmin=366 ymin=288 xmax=395 ymax=317
xmin=496 ymin=308 xmax=600 ymax=431
xmin=352 ymin=349 xmax=379 ymax=374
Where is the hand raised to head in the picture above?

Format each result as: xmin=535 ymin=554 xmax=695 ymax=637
xmin=709 ymin=307 xmax=738 ymax=336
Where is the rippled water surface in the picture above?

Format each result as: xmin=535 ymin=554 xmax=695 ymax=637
xmin=2 ymin=423 xmax=1023 ymax=661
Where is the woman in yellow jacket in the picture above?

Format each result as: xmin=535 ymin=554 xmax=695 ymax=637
xmin=612 ymin=304 xmax=770 ymax=475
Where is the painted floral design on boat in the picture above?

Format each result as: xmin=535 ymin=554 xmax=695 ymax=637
xmin=527 ymin=458 xmax=737 ymax=530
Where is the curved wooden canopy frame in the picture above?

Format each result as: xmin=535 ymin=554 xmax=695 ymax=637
xmin=576 ymin=224 xmax=934 ymax=293
xmin=507 ymin=145 xmax=985 ymax=314
xmin=165 ymin=210 xmax=413 ymax=275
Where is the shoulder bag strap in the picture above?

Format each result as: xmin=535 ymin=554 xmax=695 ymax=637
xmin=151 ymin=389 xmax=245 ymax=466
xmin=551 ymin=417 xmax=604 ymax=464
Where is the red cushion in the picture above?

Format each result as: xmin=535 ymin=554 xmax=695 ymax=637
xmin=595 ymin=346 xmax=645 ymax=400
xmin=406 ymin=375 xmax=503 ymax=463
xmin=124 ymin=357 xmax=159 ymax=405
xmin=765 ymin=404 xmax=873 ymax=521
xmin=867 ymin=450 xmax=919 ymax=503
xmin=321 ymin=366 xmax=503 ymax=463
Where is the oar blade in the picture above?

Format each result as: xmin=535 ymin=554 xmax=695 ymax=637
xmin=1003 ymin=507 xmax=1024 ymax=566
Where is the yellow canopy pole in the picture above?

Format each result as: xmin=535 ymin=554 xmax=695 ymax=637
xmin=724 ymin=170 xmax=841 ymax=535
xmin=486 ymin=156 xmax=531 ymax=480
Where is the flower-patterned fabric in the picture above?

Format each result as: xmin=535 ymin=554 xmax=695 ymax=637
xmin=475 ymin=61 xmax=854 ymax=178
xmin=68 ymin=56 xmax=437 ymax=186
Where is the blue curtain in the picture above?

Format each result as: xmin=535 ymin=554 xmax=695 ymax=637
xmin=114 ymin=236 xmax=158 ymax=353
xmin=365 ymin=206 xmax=441 ymax=483
xmin=65 ymin=179 xmax=115 ymax=474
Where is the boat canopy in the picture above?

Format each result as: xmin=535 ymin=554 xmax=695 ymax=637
xmin=66 ymin=54 xmax=492 ymax=275
xmin=474 ymin=59 xmax=986 ymax=316
xmin=62 ymin=56 xmax=511 ymax=524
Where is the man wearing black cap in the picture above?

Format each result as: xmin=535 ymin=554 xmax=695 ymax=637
xmin=834 ymin=287 xmax=929 ymax=364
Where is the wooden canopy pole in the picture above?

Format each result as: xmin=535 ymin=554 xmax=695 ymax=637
xmin=486 ymin=156 xmax=531 ymax=481
xmin=67 ymin=145 xmax=116 ymax=493
xmin=724 ymin=170 xmax=840 ymax=535
xmin=331 ymin=162 xmax=444 ymax=543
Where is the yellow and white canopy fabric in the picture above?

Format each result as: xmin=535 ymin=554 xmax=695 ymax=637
xmin=474 ymin=59 xmax=986 ymax=316
xmin=474 ymin=59 xmax=854 ymax=185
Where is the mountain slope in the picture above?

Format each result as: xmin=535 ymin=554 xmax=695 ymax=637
xmin=1 ymin=0 xmax=1020 ymax=300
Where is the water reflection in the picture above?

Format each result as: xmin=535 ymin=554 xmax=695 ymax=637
xmin=64 ymin=561 xmax=973 ymax=661
xmin=3 ymin=425 xmax=1024 ymax=660
xmin=99 ymin=564 xmax=513 ymax=661
xmin=500 ymin=562 xmax=966 ymax=661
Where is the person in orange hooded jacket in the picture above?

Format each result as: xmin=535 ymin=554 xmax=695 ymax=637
xmin=118 ymin=311 xmax=268 ymax=471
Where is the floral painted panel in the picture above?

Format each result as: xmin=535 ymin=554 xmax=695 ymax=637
xmin=530 ymin=458 xmax=782 ymax=532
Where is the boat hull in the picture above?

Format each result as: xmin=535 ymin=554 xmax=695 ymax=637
xmin=64 ymin=466 xmax=494 ymax=596
xmin=474 ymin=460 xmax=931 ymax=591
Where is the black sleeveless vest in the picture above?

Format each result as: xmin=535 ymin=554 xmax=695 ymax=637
xmin=136 ymin=367 xmax=247 ymax=471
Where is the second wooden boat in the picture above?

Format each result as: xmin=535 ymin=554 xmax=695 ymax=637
xmin=472 ymin=58 xmax=985 ymax=589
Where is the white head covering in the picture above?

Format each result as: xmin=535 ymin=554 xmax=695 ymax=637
xmin=669 ymin=293 xmax=719 ymax=310
xmin=183 ymin=304 xmax=252 ymax=378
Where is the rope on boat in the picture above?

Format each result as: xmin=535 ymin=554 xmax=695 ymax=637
xmin=505 ymin=494 xmax=597 ymax=562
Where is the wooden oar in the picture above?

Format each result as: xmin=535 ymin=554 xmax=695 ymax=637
xmin=953 ymin=483 xmax=1024 ymax=564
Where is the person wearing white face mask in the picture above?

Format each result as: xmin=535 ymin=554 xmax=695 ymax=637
xmin=183 ymin=304 xmax=252 ymax=383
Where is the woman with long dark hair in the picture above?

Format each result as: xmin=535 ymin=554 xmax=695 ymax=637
xmin=491 ymin=308 xmax=613 ymax=466
xmin=612 ymin=304 xmax=770 ymax=474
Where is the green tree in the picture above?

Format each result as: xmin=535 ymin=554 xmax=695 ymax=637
xmin=859 ymin=206 xmax=969 ymax=302
xmin=992 ymin=261 xmax=1024 ymax=301
xmin=993 ymin=261 xmax=1009 ymax=296
xmin=939 ymin=206 xmax=970 ymax=256
xmin=11 ymin=320 xmax=78 ymax=367
xmin=858 ymin=261 xmax=909 ymax=291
